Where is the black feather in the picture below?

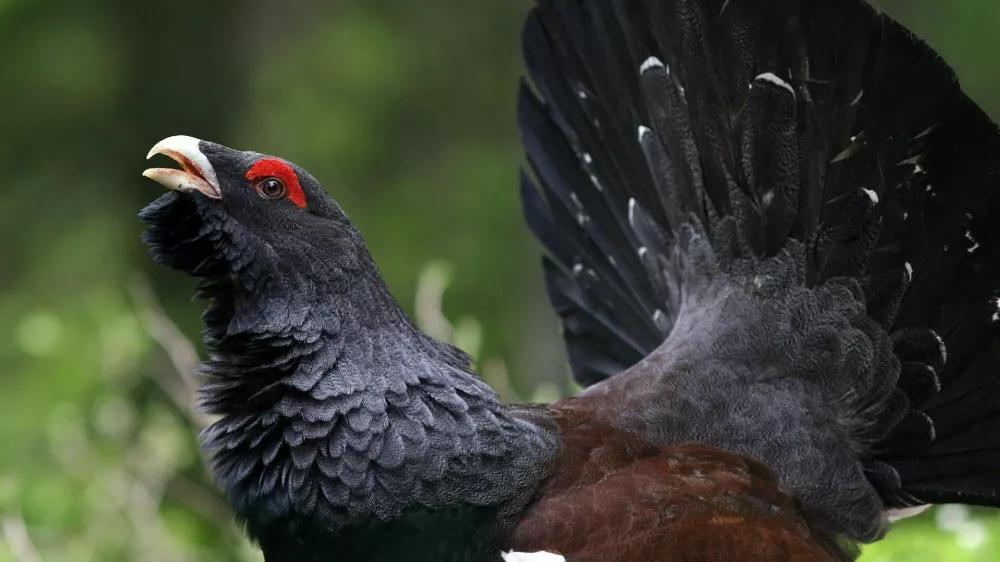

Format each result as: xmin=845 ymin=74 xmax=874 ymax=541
xmin=522 ymin=0 xmax=1000 ymax=542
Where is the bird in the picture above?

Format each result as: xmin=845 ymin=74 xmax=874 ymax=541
xmin=139 ymin=0 xmax=1000 ymax=560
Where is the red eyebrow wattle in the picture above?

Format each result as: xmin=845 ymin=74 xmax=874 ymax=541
xmin=245 ymin=158 xmax=307 ymax=208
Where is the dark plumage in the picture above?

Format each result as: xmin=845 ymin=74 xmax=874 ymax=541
xmin=140 ymin=0 xmax=1000 ymax=560
xmin=141 ymin=141 xmax=558 ymax=561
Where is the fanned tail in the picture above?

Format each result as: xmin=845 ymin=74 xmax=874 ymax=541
xmin=520 ymin=0 xmax=1000 ymax=530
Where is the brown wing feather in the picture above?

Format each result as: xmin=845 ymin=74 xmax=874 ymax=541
xmin=508 ymin=402 xmax=850 ymax=562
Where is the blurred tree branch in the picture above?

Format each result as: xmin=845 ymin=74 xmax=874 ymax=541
xmin=2 ymin=514 xmax=41 ymax=562
xmin=130 ymin=273 xmax=248 ymax=554
xmin=130 ymin=273 xmax=212 ymax=429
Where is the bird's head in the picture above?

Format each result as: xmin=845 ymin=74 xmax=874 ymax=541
xmin=140 ymin=135 xmax=418 ymax=415
xmin=140 ymin=135 xmax=404 ymax=334
xmin=143 ymin=135 xmax=365 ymax=278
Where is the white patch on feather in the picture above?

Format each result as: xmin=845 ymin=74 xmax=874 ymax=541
xmin=862 ymin=188 xmax=879 ymax=205
xmin=582 ymin=153 xmax=593 ymax=164
xmin=502 ymin=552 xmax=566 ymax=562
xmin=905 ymin=262 xmax=913 ymax=282
xmin=933 ymin=331 xmax=947 ymax=364
xmin=653 ymin=309 xmax=669 ymax=331
xmin=754 ymin=73 xmax=795 ymax=97
xmin=966 ymin=231 xmax=980 ymax=253
xmin=638 ymin=246 xmax=648 ymax=259
xmin=628 ymin=198 xmax=637 ymax=225
xmin=640 ymin=56 xmax=665 ymax=74
xmin=638 ymin=125 xmax=652 ymax=141
xmin=888 ymin=505 xmax=932 ymax=522
xmin=915 ymin=123 xmax=939 ymax=140
xmin=572 ymin=263 xmax=584 ymax=276
xmin=761 ymin=190 xmax=774 ymax=207
xmin=992 ymin=297 xmax=1000 ymax=322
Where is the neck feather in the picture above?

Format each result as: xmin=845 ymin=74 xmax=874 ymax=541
xmin=199 ymin=271 xmax=558 ymax=546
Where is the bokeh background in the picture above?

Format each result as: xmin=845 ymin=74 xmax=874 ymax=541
xmin=2 ymin=0 xmax=1000 ymax=560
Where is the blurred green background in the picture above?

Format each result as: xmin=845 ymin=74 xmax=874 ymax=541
xmin=1 ymin=0 xmax=999 ymax=560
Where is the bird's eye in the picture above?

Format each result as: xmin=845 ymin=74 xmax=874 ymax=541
xmin=256 ymin=178 xmax=287 ymax=200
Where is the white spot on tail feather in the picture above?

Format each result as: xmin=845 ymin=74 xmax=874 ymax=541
xmin=572 ymin=263 xmax=584 ymax=276
xmin=992 ymin=297 xmax=1000 ymax=322
xmin=582 ymin=152 xmax=593 ymax=164
xmin=628 ymin=198 xmax=637 ymax=225
xmin=653 ymin=309 xmax=669 ymax=331
xmin=754 ymin=73 xmax=795 ymax=97
xmin=761 ymin=190 xmax=774 ymax=207
xmin=638 ymin=125 xmax=652 ymax=141
xmin=966 ymin=231 xmax=980 ymax=253
xmin=589 ymin=174 xmax=603 ymax=192
xmin=862 ymin=188 xmax=879 ymax=205
xmin=638 ymin=246 xmax=648 ymax=259
xmin=640 ymin=56 xmax=665 ymax=74
xmin=502 ymin=552 xmax=566 ymax=562
xmin=905 ymin=262 xmax=913 ymax=282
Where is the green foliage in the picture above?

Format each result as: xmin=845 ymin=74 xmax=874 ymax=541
xmin=863 ymin=506 xmax=1000 ymax=562
xmin=0 ymin=0 xmax=998 ymax=559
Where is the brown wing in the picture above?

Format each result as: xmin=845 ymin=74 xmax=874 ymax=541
xmin=508 ymin=402 xmax=850 ymax=562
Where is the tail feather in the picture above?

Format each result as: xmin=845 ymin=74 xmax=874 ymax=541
xmin=521 ymin=0 xmax=1000 ymax=532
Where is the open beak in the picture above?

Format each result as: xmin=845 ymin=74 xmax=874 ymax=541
xmin=143 ymin=135 xmax=222 ymax=199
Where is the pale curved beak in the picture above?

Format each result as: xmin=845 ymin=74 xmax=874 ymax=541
xmin=143 ymin=135 xmax=222 ymax=199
